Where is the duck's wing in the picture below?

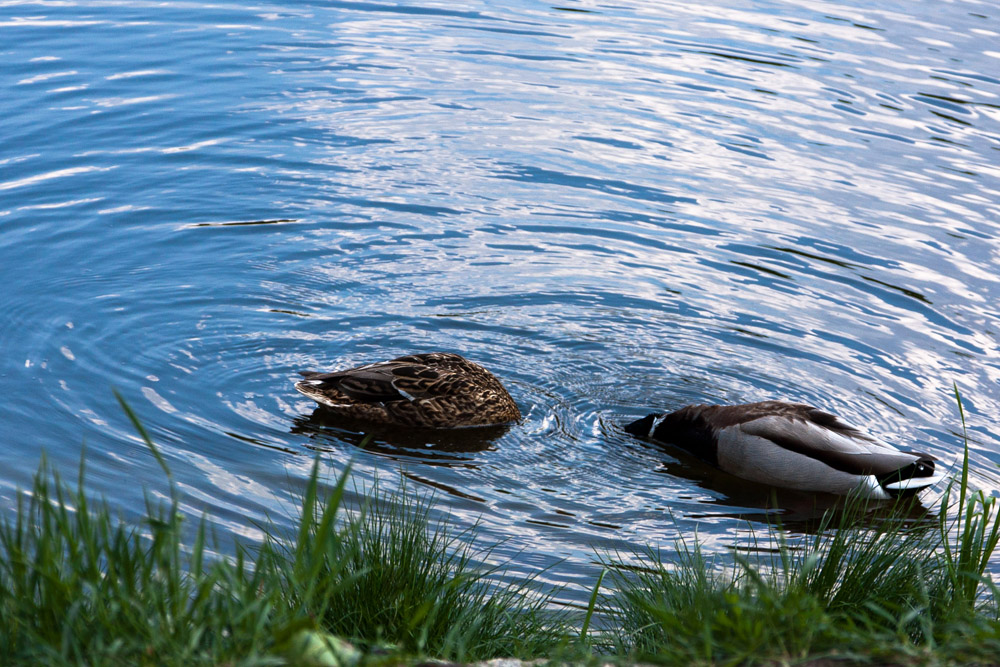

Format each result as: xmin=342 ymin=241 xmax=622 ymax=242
xmin=299 ymin=358 xmax=446 ymax=404
xmin=736 ymin=411 xmax=926 ymax=476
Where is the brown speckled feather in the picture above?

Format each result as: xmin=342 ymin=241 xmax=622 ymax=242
xmin=295 ymin=352 xmax=521 ymax=428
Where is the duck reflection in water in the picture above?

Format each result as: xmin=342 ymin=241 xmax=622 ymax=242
xmin=290 ymin=409 xmax=511 ymax=467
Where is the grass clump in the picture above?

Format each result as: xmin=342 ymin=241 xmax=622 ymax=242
xmin=0 ymin=455 xmax=261 ymax=665
xmin=600 ymin=511 xmax=1000 ymax=665
xmin=0 ymin=400 xmax=566 ymax=665
xmin=256 ymin=462 xmax=566 ymax=660
xmin=598 ymin=389 xmax=1000 ymax=664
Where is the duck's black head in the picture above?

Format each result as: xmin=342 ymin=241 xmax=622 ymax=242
xmin=624 ymin=413 xmax=660 ymax=438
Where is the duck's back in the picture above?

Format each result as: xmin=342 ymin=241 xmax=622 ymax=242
xmin=295 ymin=352 xmax=520 ymax=428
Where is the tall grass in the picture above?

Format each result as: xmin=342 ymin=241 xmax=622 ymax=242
xmin=599 ymin=390 xmax=1000 ymax=664
xmin=0 ymin=400 xmax=565 ymax=665
xmin=0 ymin=455 xmax=255 ymax=665
xmin=255 ymin=460 xmax=566 ymax=659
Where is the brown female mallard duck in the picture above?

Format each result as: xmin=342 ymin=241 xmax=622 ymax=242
xmin=625 ymin=401 xmax=945 ymax=499
xmin=294 ymin=352 xmax=521 ymax=428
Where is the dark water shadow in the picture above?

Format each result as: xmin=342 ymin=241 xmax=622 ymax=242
xmin=290 ymin=408 xmax=510 ymax=467
xmin=645 ymin=441 xmax=938 ymax=535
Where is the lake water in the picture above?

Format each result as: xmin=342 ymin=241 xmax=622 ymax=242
xmin=3 ymin=0 xmax=1000 ymax=603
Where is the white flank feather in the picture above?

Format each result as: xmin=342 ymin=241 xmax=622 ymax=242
xmin=855 ymin=475 xmax=892 ymax=500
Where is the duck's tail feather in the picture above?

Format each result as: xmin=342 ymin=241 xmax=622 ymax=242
xmin=883 ymin=471 xmax=947 ymax=492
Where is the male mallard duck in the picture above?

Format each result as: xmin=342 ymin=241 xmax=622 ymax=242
xmin=625 ymin=401 xmax=945 ymax=499
xmin=294 ymin=352 xmax=521 ymax=428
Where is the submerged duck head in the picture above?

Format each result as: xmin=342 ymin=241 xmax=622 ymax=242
xmin=624 ymin=413 xmax=660 ymax=438
xmin=625 ymin=401 xmax=945 ymax=500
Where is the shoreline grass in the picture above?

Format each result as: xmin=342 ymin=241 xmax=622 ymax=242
xmin=0 ymin=396 xmax=997 ymax=665
xmin=597 ymin=388 xmax=1000 ymax=664
xmin=598 ymin=490 xmax=1000 ymax=664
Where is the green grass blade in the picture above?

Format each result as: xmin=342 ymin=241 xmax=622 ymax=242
xmin=581 ymin=568 xmax=606 ymax=643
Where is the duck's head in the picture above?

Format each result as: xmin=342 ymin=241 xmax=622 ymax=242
xmin=624 ymin=413 xmax=661 ymax=438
